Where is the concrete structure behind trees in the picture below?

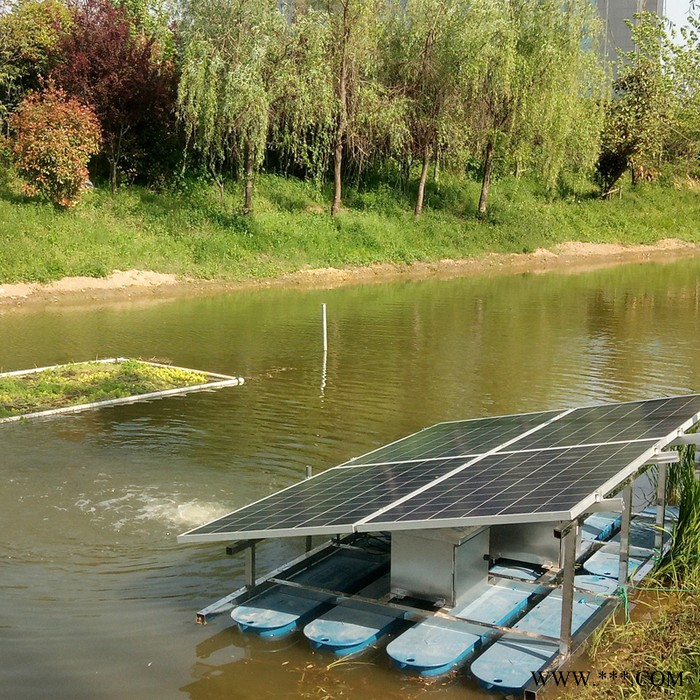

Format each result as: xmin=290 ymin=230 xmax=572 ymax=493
xmin=597 ymin=0 xmax=666 ymax=71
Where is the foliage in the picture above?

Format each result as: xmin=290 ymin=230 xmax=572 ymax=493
xmin=0 ymin=0 xmax=72 ymax=129
xmin=316 ymin=0 xmax=387 ymax=215
xmin=269 ymin=8 xmax=337 ymax=185
xmin=596 ymin=12 xmax=673 ymax=194
xmin=511 ymin=0 xmax=606 ymax=189
xmin=1 ymin=0 xmax=695 ymax=219
xmin=114 ymin=0 xmax=177 ymax=58
xmin=472 ymin=0 xmax=606 ymax=215
xmin=661 ymin=445 xmax=700 ymax=585
xmin=382 ymin=0 xmax=491 ymax=217
xmin=51 ymin=0 xmax=178 ymax=191
xmin=177 ymin=0 xmax=284 ymax=212
xmin=9 ymin=84 xmax=101 ymax=208
xmin=0 ymin=359 xmax=207 ymax=418
xmin=665 ymin=15 xmax=700 ymax=177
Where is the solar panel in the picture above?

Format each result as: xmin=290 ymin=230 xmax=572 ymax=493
xmin=178 ymin=457 xmax=475 ymax=542
xmin=507 ymin=395 xmax=700 ymax=451
xmin=359 ymin=441 xmax=657 ymax=529
xmin=178 ymin=395 xmax=700 ymax=543
xmin=344 ymin=410 xmax=559 ymax=465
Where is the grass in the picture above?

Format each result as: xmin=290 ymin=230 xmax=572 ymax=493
xmin=0 ymin=359 xmax=207 ymax=418
xmin=0 ymin=170 xmax=698 ymax=284
xmin=558 ymin=445 xmax=700 ymax=699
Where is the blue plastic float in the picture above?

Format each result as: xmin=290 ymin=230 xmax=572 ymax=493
xmin=470 ymin=580 xmax=608 ymax=693
xmin=304 ymin=600 xmax=403 ymax=655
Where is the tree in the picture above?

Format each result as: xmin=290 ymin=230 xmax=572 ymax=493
xmin=268 ymin=8 xmax=336 ymax=184
xmin=596 ymin=12 xmax=672 ymax=194
xmin=663 ymin=14 xmax=700 ymax=177
xmin=383 ymin=0 xmax=490 ymax=218
xmin=51 ymin=0 xmax=177 ymax=192
xmin=322 ymin=0 xmax=385 ymax=215
xmin=473 ymin=0 xmax=604 ymax=215
xmin=10 ymin=84 xmax=101 ymax=207
xmin=178 ymin=0 xmax=283 ymax=212
xmin=0 ymin=0 xmax=71 ymax=130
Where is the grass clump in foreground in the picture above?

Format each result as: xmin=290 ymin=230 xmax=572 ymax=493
xmin=0 ymin=359 xmax=207 ymax=418
xmin=559 ymin=445 xmax=700 ymax=699
xmin=0 ymin=172 xmax=699 ymax=284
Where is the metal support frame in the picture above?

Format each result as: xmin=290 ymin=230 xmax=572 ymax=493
xmin=245 ymin=543 xmax=256 ymax=588
xmin=559 ymin=520 xmax=578 ymax=657
xmin=667 ymin=434 xmax=700 ymax=447
xmin=588 ymin=497 xmax=623 ymax=512
xmin=225 ymin=539 xmax=259 ymax=589
xmin=305 ymin=466 xmax=314 ymax=552
xmin=618 ymin=483 xmax=633 ymax=592
xmin=655 ymin=463 xmax=667 ymax=552
xmin=670 ymin=433 xmax=700 ymax=475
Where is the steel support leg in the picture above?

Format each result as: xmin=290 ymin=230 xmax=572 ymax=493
xmin=559 ymin=521 xmax=578 ymax=658
xmin=618 ymin=484 xmax=633 ymax=591
xmin=245 ymin=542 xmax=256 ymax=588
xmin=655 ymin=464 xmax=667 ymax=553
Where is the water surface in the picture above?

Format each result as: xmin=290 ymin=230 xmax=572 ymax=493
xmin=1 ymin=257 xmax=699 ymax=699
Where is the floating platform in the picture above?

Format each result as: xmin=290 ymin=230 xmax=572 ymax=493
xmin=387 ymin=617 xmax=483 ymax=677
xmin=232 ymin=586 xmax=333 ymax=637
xmin=470 ymin=578 xmax=612 ymax=694
xmin=580 ymin=511 xmax=621 ymax=544
xmin=231 ymin=548 xmax=388 ymax=637
xmin=304 ymin=599 xmax=404 ymax=655
xmin=387 ymin=579 xmax=540 ymax=676
xmin=180 ymin=395 xmax=700 ymax=697
xmin=0 ymin=357 xmax=244 ymax=424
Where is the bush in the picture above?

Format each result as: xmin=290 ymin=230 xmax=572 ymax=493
xmin=9 ymin=85 xmax=101 ymax=208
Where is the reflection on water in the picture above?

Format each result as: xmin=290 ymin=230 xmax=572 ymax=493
xmin=0 ymin=256 xmax=699 ymax=699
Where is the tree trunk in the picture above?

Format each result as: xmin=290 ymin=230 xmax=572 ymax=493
xmin=331 ymin=134 xmax=343 ymax=215
xmin=414 ymin=142 xmax=430 ymax=219
xmin=108 ymin=127 xmax=126 ymax=195
xmin=243 ymin=144 xmax=254 ymax=214
xmin=478 ymin=139 xmax=494 ymax=216
xmin=432 ymin=137 xmax=439 ymax=185
xmin=110 ymin=158 xmax=117 ymax=195
xmin=331 ymin=11 xmax=349 ymax=217
xmin=331 ymin=65 xmax=347 ymax=216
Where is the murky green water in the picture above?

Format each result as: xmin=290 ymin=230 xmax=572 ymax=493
xmin=1 ymin=257 xmax=699 ymax=699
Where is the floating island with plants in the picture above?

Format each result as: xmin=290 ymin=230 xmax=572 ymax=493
xmin=0 ymin=357 xmax=244 ymax=422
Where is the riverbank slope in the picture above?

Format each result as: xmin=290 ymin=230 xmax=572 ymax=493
xmin=1 ymin=174 xmax=698 ymax=307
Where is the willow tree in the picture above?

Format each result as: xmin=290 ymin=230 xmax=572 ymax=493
xmin=511 ymin=0 xmax=605 ymax=191
xmin=470 ymin=0 xmax=517 ymax=216
xmin=268 ymin=7 xmax=336 ymax=184
xmin=472 ymin=0 xmax=605 ymax=215
xmin=384 ymin=0 xmax=492 ymax=218
xmin=321 ymin=0 xmax=385 ymax=215
xmin=177 ymin=0 xmax=283 ymax=212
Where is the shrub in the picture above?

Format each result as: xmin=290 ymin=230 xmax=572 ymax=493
xmin=9 ymin=85 xmax=101 ymax=208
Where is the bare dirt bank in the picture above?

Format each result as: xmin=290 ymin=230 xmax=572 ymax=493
xmin=1 ymin=238 xmax=699 ymax=311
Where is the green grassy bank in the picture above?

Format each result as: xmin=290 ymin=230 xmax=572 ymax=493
xmin=1 ymin=173 xmax=699 ymax=284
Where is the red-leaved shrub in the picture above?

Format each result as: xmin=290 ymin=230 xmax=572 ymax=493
xmin=10 ymin=85 xmax=101 ymax=208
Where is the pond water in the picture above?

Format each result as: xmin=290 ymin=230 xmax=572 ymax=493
xmin=1 ymin=256 xmax=699 ymax=700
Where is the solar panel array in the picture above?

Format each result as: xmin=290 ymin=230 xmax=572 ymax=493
xmin=178 ymin=395 xmax=700 ymax=542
